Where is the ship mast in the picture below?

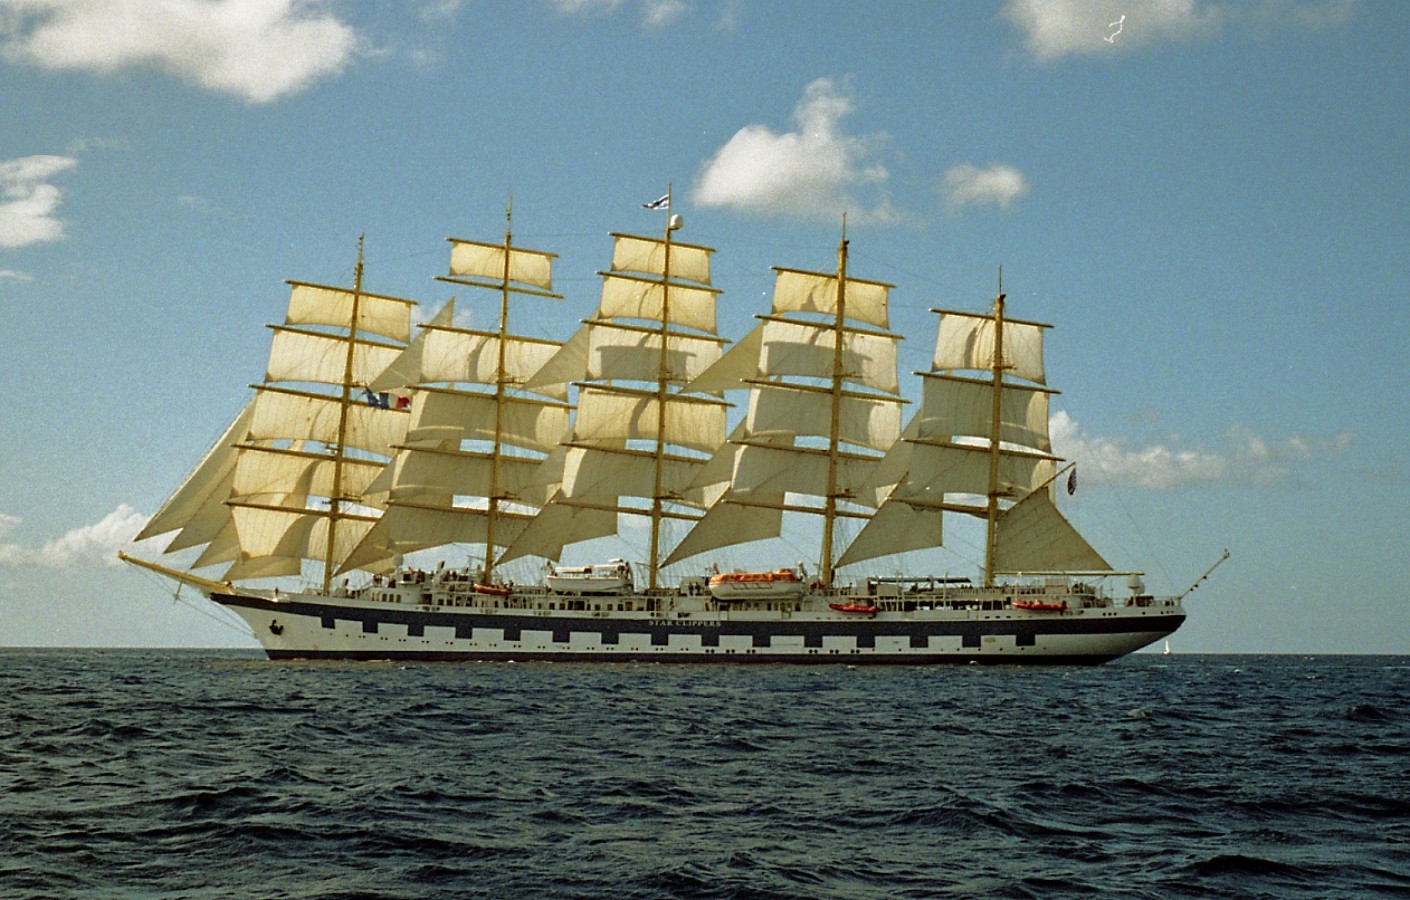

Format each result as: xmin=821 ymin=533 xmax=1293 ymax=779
xmin=324 ymin=235 xmax=365 ymax=593
xmin=338 ymin=214 xmax=565 ymax=579
xmin=819 ymin=217 xmax=848 ymax=588
xmin=661 ymin=230 xmax=901 ymax=578
xmin=482 ymin=199 xmax=515 ymax=583
xmin=647 ymin=185 xmax=675 ymax=590
xmin=983 ymin=268 xmax=1006 ymax=588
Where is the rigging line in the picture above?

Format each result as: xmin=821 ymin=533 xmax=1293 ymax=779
xmin=129 ymin=566 xmax=253 ymax=639
xmin=1103 ymin=475 xmax=1172 ymax=591
xmin=774 ymin=523 xmax=826 ymax=572
xmin=846 ymin=246 xmax=949 ymax=293
xmin=364 ymin=246 xmax=442 ymax=267
xmin=175 ymin=590 xmax=254 ymax=638
xmin=516 ymin=230 xmax=608 ymax=240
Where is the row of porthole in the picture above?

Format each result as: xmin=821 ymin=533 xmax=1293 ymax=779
xmin=354 ymin=633 xmax=884 ymax=653
xmin=349 ymin=633 xmax=1028 ymax=655
xmin=347 ymin=631 xmax=1024 ymax=652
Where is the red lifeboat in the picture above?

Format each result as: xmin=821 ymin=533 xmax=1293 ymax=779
xmin=829 ymin=602 xmax=880 ymax=614
xmin=1012 ymin=599 xmax=1066 ymax=612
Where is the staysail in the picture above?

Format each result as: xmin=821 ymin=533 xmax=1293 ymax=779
xmin=836 ymin=286 xmax=1110 ymax=581
xmin=503 ymin=193 xmax=728 ymax=586
xmin=135 ymin=241 xmax=417 ymax=587
xmin=664 ymin=231 xmax=904 ymax=587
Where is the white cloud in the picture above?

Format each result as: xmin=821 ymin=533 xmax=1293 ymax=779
xmin=0 ymin=154 xmax=76 ymax=249
xmin=549 ymin=0 xmax=697 ymax=28
xmin=1272 ymin=0 xmax=1358 ymax=30
xmin=1003 ymin=0 xmax=1221 ymax=61
xmin=1051 ymin=410 xmax=1352 ymax=489
xmin=1 ymin=513 xmax=31 ymax=565
xmin=0 ymin=268 xmax=36 ymax=281
xmin=0 ymin=504 xmax=151 ymax=569
xmin=416 ymin=0 xmax=466 ymax=22
xmin=1001 ymin=0 xmax=1353 ymax=61
xmin=715 ymin=0 xmax=743 ymax=31
xmin=548 ymin=0 xmax=625 ymax=14
xmin=176 ymin=194 xmax=215 ymax=212
xmin=0 ymin=0 xmax=358 ymax=103
xmin=643 ymin=0 xmax=686 ymax=27
xmin=941 ymin=163 xmax=1030 ymax=211
xmin=694 ymin=77 xmax=895 ymax=224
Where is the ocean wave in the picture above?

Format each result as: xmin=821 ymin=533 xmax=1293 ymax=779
xmin=2 ymin=651 xmax=1407 ymax=899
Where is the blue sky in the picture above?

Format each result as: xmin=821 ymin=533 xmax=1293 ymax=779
xmin=1 ymin=0 xmax=1405 ymax=652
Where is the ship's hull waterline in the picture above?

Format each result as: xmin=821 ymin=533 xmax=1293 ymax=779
xmin=213 ymin=587 xmax=1184 ymax=665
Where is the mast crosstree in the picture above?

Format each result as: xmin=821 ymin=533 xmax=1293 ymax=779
xmin=134 ymin=239 xmax=417 ymax=586
xmin=498 ymin=186 xmax=728 ymax=583
xmin=665 ymin=223 xmax=904 ymax=587
xmin=337 ymin=202 xmax=568 ymax=579
xmin=837 ymin=273 xmax=1112 ymax=579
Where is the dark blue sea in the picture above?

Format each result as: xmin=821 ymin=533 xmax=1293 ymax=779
xmin=1 ymin=652 xmax=1406 ymax=899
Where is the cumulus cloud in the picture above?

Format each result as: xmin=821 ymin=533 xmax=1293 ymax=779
xmin=694 ymin=78 xmax=895 ymax=224
xmin=1003 ymin=0 xmax=1220 ymax=60
xmin=0 ymin=0 xmax=358 ymax=103
xmin=1050 ymin=410 xmax=1352 ymax=489
xmin=1002 ymin=0 xmax=1354 ymax=61
xmin=548 ymin=0 xmax=625 ymax=15
xmin=0 ymin=514 xmax=23 ymax=567
xmin=941 ymin=163 xmax=1030 ymax=211
xmin=642 ymin=0 xmax=686 ymax=27
xmin=0 ymin=154 xmax=76 ymax=249
xmin=0 ymin=505 xmax=151 ymax=569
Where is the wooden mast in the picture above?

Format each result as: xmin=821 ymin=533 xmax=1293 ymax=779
xmin=983 ymin=267 xmax=1006 ymax=588
xmin=819 ymin=215 xmax=848 ymax=588
xmin=325 ymin=235 xmax=365 ymax=593
xmin=483 ymin=198 xmax=513 ymax=584
xmin=648 ymin=184 xmax=674 ymax=590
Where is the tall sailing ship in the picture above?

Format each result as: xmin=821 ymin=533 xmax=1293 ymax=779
xmin=124 ymin=199 xmax=1187 ymax=663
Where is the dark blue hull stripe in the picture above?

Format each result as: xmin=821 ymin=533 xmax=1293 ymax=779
xmin=216 ymin=593 xmax=1182 ymax=652
xmin=264 ymin=649 xmax=1125 ymax=666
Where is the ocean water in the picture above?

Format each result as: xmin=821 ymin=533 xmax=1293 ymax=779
xmin=1 ymin=652 xmax=1406 ymax=899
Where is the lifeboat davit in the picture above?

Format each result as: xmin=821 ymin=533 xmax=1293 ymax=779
xmin=708 ymin=568 xmax=806 ymax=602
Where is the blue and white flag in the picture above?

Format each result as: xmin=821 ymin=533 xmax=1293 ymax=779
xmin=641 ymin=193 xmax=670 ymax=210
xmin=363 ymin=387 xmax=391 ymax=409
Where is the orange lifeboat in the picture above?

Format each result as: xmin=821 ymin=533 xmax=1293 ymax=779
xmin=708 ymin=568 xmax=806 ymax=602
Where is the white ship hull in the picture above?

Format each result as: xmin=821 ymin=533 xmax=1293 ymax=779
xmin=211 ymin=580 xmax=1184 ymax=665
